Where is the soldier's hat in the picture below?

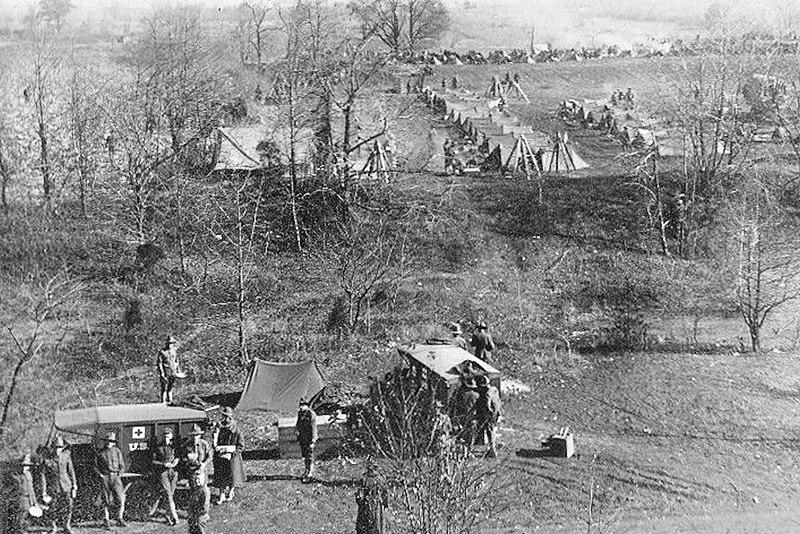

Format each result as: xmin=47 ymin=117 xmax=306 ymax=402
xmin=166 ymin=334 xmax=178 ymax=345
xmin=450 ymin=323 xmax=463 ymax=335
xmin=189 ymin=423 xmax=204 ymax=436
xmin=105 ymin=431 xmax=117 ymax=443
xmin=53 ymin=435 xmax=66 ymax=448
xmin=20 ymin=453 xmax=36 ymax=466
xmin=462 ymin=377 xmax=477 ymax=389
xmin=220 ymin=406 xmax=235 ymax=418
xmin=475 ymin=374 xmax=489 ymax=388
xmin=163 ymin=427 xmax=174 ymax=436
xmin=477 ymin=321 xmax=488 ymax=330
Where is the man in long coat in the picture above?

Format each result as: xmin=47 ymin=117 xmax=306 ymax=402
xmin=295 ymin=398 xmax=318 ymax=483
xmin=451 ymin=377 xmax=479 ymax=442
xmin=40 ymin=436 xmax=78 ymax=534
xmin=355 ymin=461 xmax=388 ymax=534
xmin=212 ymin=407 xmax=244 ymax=504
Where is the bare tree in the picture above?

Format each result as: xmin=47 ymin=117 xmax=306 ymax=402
xmin=241 ymin=2 xmax=278 ymax=67
xmin=65 ymin=66 xmax=101 ymax=217
xmin=726 ymin=172 xmax=800 ymax=352
xmin=0 ymin=271 xmax=82 ymax=441
xmin=210 ymin=173 xmax=268 ymax=365
xmin=627 ymin=148 xmax=671 ymax=256
xmin=359 ymin=376 xmax=507 ymax=534
xmin=406 ymin=0 xmax=450 ymax=53
xmin=349 ymin=0 xmax=405 ymax=55
xmin=315 ymin=214 xmax=404 ymax=334
xmin=349 ymin=0 xmax=450 ymax=54
xmin=27 ymin=25 xmax=63 ymax=206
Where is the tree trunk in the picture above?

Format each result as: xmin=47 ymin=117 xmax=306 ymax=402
xmin=749 ymin=324 xmax=760 ymax=353
xmin=236 ymin=186 xmax=248 ymax=366
xmin=287 ymin=78 xmax=303 ymax=252
xmin=0 ymin=353 xmax=33 ymax=438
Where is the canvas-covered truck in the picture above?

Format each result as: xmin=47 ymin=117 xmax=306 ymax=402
xmin=396 ymin=343 xmax=501 ymax=404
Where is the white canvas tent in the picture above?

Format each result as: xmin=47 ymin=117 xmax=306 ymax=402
xmin=541 ymin=132 xmax=590 ymax=172
xmin=237 ymin=360 xmax=325 ymax=414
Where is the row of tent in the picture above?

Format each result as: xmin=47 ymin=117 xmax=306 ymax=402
xmin=425 ymin=87 xmax=589 ymax=175
xmin=558 ymin=98 xmax=728 ymax=158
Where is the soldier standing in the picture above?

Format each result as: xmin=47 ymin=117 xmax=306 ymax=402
xmin=157 ymin=335 xmax=181 ymax=403
xmin=40 ymin=436 xmax=78 ymax=534
xmin=6 ymin=453 xmax=39 ymax=534
xmin=95 ymin=432 xmax=127 ymax=530
xmin=451 ymin=377 xmax=479 ymax=442
xmin=183 ymin=424 xmax=213 ymax=480
xmin=450 ymin=323 xmax=469 ymax=350
xmin=475 ymin=375 xmax=502 ymax=458
xmin=212 ymin=407 xmax=245 ymax=504
xmin=470 ymin=322 xmax=496 ymax=363
xmin=355 ymin=460 xmax=388 ymax=534
xmin=295 ymin=398 xmax=318 ymax=483
xmin=443 ymin=139 xmax=454 ymax=174
xmin=451 ymin=75 xmax=459 ymax=89
xmin=187 ymin=471 xmax=210 ymax=534
xmin=152 ymin=428 xmax=180 ymax=526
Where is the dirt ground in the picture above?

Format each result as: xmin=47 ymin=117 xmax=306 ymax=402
xmin=45 ymin=346 xmax=800 ymax=534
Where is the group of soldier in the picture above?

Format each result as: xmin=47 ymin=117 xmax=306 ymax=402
xmin=6 ymin=405 xmax=245 ymax=534
xmin=610 ymin=87 xmax=635 ymax=108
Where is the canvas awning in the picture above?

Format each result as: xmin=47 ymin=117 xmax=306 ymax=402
xmin=236 ymin=360 xmax=325 ymax=414
xmin=397 ymin=344 xmax=501 ymax=387
xmin=54 ymin=403 xmax=208 ymax=433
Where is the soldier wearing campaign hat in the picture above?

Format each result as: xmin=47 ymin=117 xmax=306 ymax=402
xmin=95 ymin=431 xmax=126 ymax=529
xmin=6 ymin=453 xmax=39 ymax=534
xmin=212 ymin=407 xmax=244 ymax=504
xmin=40 ymin=435 xmax=78 ymax=533
xmin=295 ymin=397 xmax=318 ymax=483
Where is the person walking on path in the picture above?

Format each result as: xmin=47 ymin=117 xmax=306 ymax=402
xmin=355 ymin=460 xmax=388 ymax=534
xmin=470 ymin=322 xmax=496 ymax=363
xmin=40 ymin=435 xmax=78 ymax=534
xmin=187 ymin=471 xmax=210 ymax=534
xmin=212 ymin=407 xmax=244 ymax=504
xmin=152 ymin=427 xmax=180 ymax=526
xmin=95 ymin=432 xmax=127 ymax=530
xmin=158 ymin=335 xmax=181 ymax=403
xmin=295 ymin=398 xmax=318 ymax=483
xmin=475 ymin=375 xmax=502 ymax=458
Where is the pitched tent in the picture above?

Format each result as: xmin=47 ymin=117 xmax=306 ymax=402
xmin=541 ymin=132 xmax=590 ymax=172
xmin=237 ymin=360 xmax=325 ymax=414
xmin=214 ymin=127 xmax=266 ymax=171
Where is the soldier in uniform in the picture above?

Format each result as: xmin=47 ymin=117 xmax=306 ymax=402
xmin=187 ymin=470 xmax=210 ymax=534
xmin=183 ymin=424 xmax=212 ymax=480
xmin=355 ymin=460 xmax=388 ymax=534
xmin=40 ymin=436 xmax=78 ymax=534
xmin=470 ymin=322 xmax=496 ymax=363
xmin=152 ymin=427 xmax=180 ymax=526
xmin=212 ymin=407 xmax=244 ymax=504
xmin=157 ymin=335 xmax=181 ymax=403
xmin=95 ymin=432 xmax=126 ymax=529
xmin=450 ymin=323 xmax=468 ymax=350
xmin=475 ymin=375 xmax=502 ymax=458
xmin=295 ymin=398 xmax=318 ymax=483
xmin=5 ymin=453 xmax=38 ymax=534
xmin=443 ymin=139 xmax=454 ymax=174
xmin=451 ymin=377 xmax=479 ymax=442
